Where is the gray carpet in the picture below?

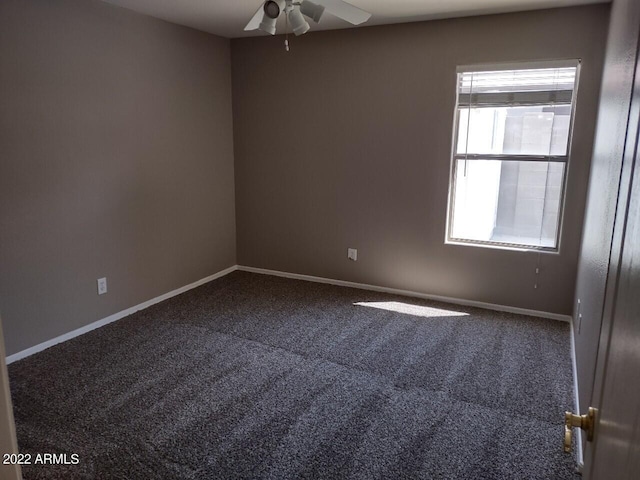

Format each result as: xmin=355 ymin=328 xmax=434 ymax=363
xmin=8 ymin=271 xmax=579 ymax=479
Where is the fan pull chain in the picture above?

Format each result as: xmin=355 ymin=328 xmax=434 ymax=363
xmin=285 ymin=13 xmax=290 ymax=51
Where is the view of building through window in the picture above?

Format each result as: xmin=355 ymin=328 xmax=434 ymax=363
xmin=448 ymin=65 xmax=578 ymax=249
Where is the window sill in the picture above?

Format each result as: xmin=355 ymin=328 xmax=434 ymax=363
xmin=445 ymin=238 xmax=560 ymax=254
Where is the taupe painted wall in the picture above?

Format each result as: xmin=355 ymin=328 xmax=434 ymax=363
xmin=232 ymin=5 xmax=608 ymax=315
xmin=0 ymin=0 xmax=236 ymax=356
xmin=573 ymin=0 xmax=640 ymax=428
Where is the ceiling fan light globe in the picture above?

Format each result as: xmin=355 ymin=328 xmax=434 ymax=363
xmin=289 ymin=8 xmax=310 ymax=36
xmin=300 ymin=1 xmax=325 ymax=23
xmin=258 ymin=15 xmax=277 ymax=35
xmin=293 ymin=22 xmax=310 ymax=36
xmin=263 ymin=0 xmax=286 ymax=19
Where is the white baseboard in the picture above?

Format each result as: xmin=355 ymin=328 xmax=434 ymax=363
xmin=570 ymin=320 xmax=584 ymax=469
xmin=237 ymin=265 xmax=572 ymax=322
xmin=5 ymin=265 xmax=238 ymax=364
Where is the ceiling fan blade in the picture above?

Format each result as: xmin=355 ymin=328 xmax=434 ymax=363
xmin=244 ymin=3 xmax=265 ymax=31
xmin=316 ymin=0 xmax=371 ymax=25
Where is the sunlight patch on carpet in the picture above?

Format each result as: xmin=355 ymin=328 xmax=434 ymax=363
xmin=354 ymin=301 xmax=469 ymax=318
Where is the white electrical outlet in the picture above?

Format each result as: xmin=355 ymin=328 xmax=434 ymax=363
xmin=97 ymin=277 xmax=107 ymax=295
xmin=348 ymin=248 xmax=357 ymax=261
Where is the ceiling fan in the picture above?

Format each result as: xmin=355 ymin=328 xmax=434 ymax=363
xmin=244 ymin=0 xmax=372 ymax=38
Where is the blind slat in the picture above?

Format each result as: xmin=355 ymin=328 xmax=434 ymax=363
xmin=458 ymin=90 xmax=574 ymax=107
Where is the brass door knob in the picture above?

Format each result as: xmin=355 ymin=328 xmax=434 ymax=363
xmin=564 ymin=407 xmax=597 ymax=453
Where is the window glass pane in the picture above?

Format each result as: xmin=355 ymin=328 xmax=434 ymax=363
xmin=456 ymin=105 xmax=571 ymax=156
xmin=451 ymin=160 xmax=564 ymax=248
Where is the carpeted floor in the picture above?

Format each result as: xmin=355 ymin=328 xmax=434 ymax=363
xmin=8 ymin=271 xmax=579 ymax=479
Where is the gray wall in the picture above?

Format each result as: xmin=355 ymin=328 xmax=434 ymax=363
xmin=232 ymin=5 xmax=608 ymax=315
xmin=573 ymin=0 xmax=640 ymax=424
xmin=0 ymin=0 xmax=236 ymax=356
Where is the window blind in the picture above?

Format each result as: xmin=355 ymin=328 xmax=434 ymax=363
xmin=458 ymin=67 xmax=577 ymax=107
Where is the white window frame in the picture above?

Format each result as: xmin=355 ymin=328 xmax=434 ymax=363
xmin=445 ymin=60 xmax=581 ymax=253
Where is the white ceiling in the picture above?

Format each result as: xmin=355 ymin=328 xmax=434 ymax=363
xmin=99 ymin=0 xmax=608 ymax=39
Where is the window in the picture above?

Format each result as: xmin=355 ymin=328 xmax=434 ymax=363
xmin=446 ymin=61 xmax=580 ymax=251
